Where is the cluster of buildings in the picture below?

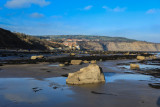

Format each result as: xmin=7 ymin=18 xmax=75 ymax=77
xmin=63 ymin=39 xmax=82 ymax=50
xmin=47 ymin=38 xmax=100 ymax=50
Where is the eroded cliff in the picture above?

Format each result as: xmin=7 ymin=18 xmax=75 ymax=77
xmin=78 ymin=41 xmax=160 ymax=51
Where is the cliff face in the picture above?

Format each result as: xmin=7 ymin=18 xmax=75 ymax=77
xmin=106 ymin=42 xmax=160 ymax=51
xmin=78 ymin=41 xmax=160 ymax=51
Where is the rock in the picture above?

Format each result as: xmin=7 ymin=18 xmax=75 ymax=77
xmin=149 ymin=55 xmax=157 ymax=59
xmin=85 ymin=51 xmax=88 ymax=54
xmin=145 ymin=57 xmax=150 ymax=60
xmin=31 ymin=55 xmax=44 ymax=60
xmin=137 ymin=56 xmax=145 ymax=60
xmin=91 ymin=60 xmax=97 ymax=64
xmin=37 ymin=55 xmax=44 ymax=59
xmin=70 ymin=53 xmax=76 ymax=56
xmin=71 ymin=60 xmax=82 ymax=65
xmin=124 ymin=52 xmax=130 ymax=55
xmin=66 ymin=64 xmax=105 ymax=85
xmin=59 ymin=64 xmax=65 ymax=67
xmin=148 ymin=83 xmax=160 ymax=89
xmin=99 ymin=59 xmax=103 ymax=62
xmin=61 ymin=74 xmax=68 ymax=77
xmin=130 ymin=64 xmax=140 ymax=70
xmin=64 ymin=62 xmax=69 ymax=65
xmin=31 ymin=56 xmax=37 ymax=60
xmin=83 ymin=60 xmax=89 ymax=63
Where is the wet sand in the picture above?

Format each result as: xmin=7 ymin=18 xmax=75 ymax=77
xmin=0 ymin=63 xmax=89 ymax=78
xmin=0 ymin=60 xmax=160 ymax=107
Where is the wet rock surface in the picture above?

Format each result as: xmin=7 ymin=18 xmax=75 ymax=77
xmin=148 ymin=83 xmax=160 ymax=89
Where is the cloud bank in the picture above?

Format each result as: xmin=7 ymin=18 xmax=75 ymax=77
xmin=84 ymin=5 xmax=93 ymax=10
xmin=103 ymin=6 xmax=126 ymax=12
xmin=30 ymin=12 xmax=44 ymax=18
xmin=5 ymin=0 xmax=50 ymax=8
xmin=146 ymin=9 xmax=160 ymax=14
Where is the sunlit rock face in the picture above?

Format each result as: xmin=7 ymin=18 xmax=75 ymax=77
xmin=78 ymin=41 xmax=160 ymax=51
xmin=66 ymin=64 xmax=105 ymax=85
xmin=106 ymin=42 xmax=160 ymax=51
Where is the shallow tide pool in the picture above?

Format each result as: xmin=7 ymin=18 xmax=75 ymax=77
xmin=0 ymin=77 xmax=74 ymax=107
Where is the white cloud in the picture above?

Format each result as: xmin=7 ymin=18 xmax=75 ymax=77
xmin=30 ymin=12 xmax=44 ymax=18
xmin=84 ymin=5 xmax=93 ymax=10
xmin=5 ymin=0 xmax=50 ymax=8
xmin=146 ymin=9 xmax=160 ymax=14
xmin=103 ymin=6 xmax=126 ymax=12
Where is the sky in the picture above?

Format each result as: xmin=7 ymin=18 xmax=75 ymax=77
xmin=0 ymin=0 xmax=160 ymax=43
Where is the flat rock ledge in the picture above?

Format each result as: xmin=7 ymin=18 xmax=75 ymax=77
xmin=66 ymin=64 xmax=106 ymax=85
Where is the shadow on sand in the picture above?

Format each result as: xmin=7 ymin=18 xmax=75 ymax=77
xmin=157 ymin=97 xmax=160 ymax=107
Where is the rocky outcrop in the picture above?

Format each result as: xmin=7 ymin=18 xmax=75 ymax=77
xmin=66 ymin=64 xmax=105 ymax=85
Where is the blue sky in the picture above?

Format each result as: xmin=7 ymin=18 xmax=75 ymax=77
xmin=0 ymin=0 xmax=160 ymax=42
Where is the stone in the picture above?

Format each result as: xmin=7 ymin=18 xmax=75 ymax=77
xmin=71 ymin=60 xmax=82 ymax=65
xmin=70 ymin=53 xmax=76 ymax=56
xmin=130 ymin=64 xmax=140 ymax=70
xmin=91 ymin=60 xmax=97 ymax=64
xmin=66 ymin=64 xmax=105 ymax=85
xmin=149 ymin=55 xmax=157 ymax=59
xmin=31 ymin=55 xmax=44 ymax=60
xmin=59 ymin=64 xmax=65 ymax=67
xmin=99 ymin=59 xmax=103 ymax=61
xmin=124 ymin=52 xmax=130 ymax=55
xmin=83 ymin=60 xmax=89 ymax=63
xmin=64 ymin=62 xmax=69 ymax=65
xmin=37 ymin=55 xmax=44 ymax=59
xmin=31 ymin=56 xmax=37 ymax=60
xmin=137 ymin=56 xmax=145 ymax=60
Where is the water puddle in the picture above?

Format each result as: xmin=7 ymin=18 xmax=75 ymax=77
xmin=119 ymin=64 xmax=160 ymax=70
xmin=48 ymin=64 xmax=59 ymax=67
xmin=0 ymin=77 xmax=74 ymax=107
xmin=104 ymin=72 xmax=159 ymax=83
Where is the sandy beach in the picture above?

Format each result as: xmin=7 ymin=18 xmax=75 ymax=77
xmin=0 ymin=59 xmax=159 ymax=107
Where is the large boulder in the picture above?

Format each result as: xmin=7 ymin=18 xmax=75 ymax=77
xmin=137 ymin=56 xmax=145 ymax=60
xmin=71 ymin=60 xmax=82 ymax=65
xmin=130 ymin=64 xmax=140 ymax=70
xmin=66 ymin=64 xmax=105 ymax=85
